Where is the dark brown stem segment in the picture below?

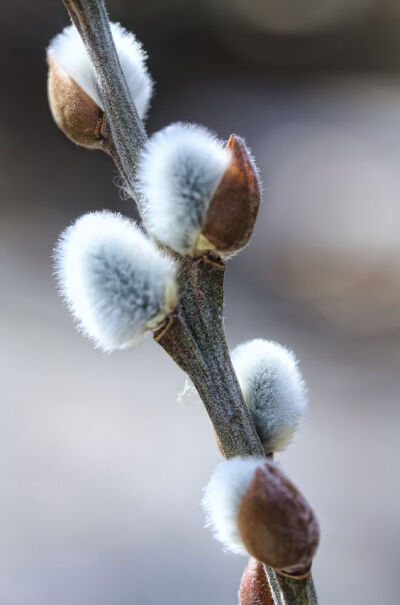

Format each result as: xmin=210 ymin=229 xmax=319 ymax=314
xmin=63 ymin=0 xmax=148 ymax=206
xmin=276 ymin=572 xmax=317 ymax=605
xmin=239 ymin=558 xmax=275 ymax=605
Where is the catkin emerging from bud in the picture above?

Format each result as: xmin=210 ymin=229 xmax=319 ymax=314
xmin=138 ymin=124 xmax=261 ymax=256
xmin=47 ymin=23 xmax=153 ymax=148
xmin=55 ymin=211 xmax=177 ymax=352
xmin=202 ymin=457 xmax=266 ymax=556
xmin=138 ymin=122 xmax=230 ymax=255
xmin=231 ymin=340 xmax=307 ymax=453
xmin=202 ymin=457 xmax=319 ymax=573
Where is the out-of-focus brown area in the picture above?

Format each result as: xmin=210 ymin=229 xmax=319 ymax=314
xmin=1 ymin=1 xmax=400 ymax=603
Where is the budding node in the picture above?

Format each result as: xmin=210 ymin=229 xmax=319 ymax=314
xmin=202 ymin=457 xmax=319 ymax=575
xmin=47 ymin=22 xmax=153 ymax=150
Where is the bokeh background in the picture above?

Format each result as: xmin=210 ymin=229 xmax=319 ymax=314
xmin=1 ymin=1 xmax=400 ymax=603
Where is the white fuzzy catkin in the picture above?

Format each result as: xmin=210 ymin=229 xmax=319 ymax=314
xmin=55 ymin=211 xmax=177 ymax=352
xmin=138 ymin=122 xmax=231 ymax=254
xmin=202 ymin=457 xmax=265 ymax=555
xmin=47 ymin=22 xmax=153 ymax=118
xmin=231 ymin=339 xmax=308 ymax=452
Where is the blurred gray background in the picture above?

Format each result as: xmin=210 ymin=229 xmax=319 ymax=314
xmin=1 ymin=1 xmax=400 ymax=603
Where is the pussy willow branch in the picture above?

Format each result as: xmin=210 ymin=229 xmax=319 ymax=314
xmin=61 ymin=1 xmax=318 ymax=603
xmin=63 ymin=0 xmax=148 ymax=206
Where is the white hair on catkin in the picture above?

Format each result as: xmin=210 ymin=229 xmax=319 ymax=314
xmin=54 ymin=211 xmax=177 ymax=352
xmin=47 ymin=22 xmax=153 ymax=118
xmin=202 ymin=457 xmax=265 ymax=555
xmin=138 ymin=122 xmax=231 ymax=254
xmin=231 ymin=339 xmax=308 ymax=452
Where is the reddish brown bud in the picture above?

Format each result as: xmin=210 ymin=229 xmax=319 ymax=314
xmin=47 ymin=56 xmax=105 ymax=150
xmin=237 ymin=461 xmax=319 ymax=573
xmin=199 ymin=134 xmax=261 ymax=255
xmin=239 ymin=558 xmax=274 ymax=605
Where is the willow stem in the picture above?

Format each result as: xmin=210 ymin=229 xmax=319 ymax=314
xmin=155 ymin=255 xmax=264 ymax=458
xmin=276 ymin=573 xmax=318 ymax=605
xmin=264 ymin=566 xmax=285 ymax=605
xmin=63 ymin=0 xmax=148 ymax=206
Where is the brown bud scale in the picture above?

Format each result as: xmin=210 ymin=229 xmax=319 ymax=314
xmin=47 ymin=57 xmax=105 ymax=149
xmin=237 ymin=461 xmax=319 ymax=573
xmin=200 ymin=134 xmax=260 ymax=254
xmin=239 ymin=558 xmax=274 ymax=605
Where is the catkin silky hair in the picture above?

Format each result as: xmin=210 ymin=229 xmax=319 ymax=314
xmin=232 ymin=339 xmax=308 ymax=453
xmin=138 ymin=122 xmax=230 ymax=254
xmin=55 ymin=211 xmax=177 ymax=352
xmin=48 ymin=22 xmax=153 ymax=117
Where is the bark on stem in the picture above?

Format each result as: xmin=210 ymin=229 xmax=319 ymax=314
xmin=264 ymin=566 xmax=286 ymax=605
xmin=277 ymin=572 xmax=318 ymax=605
xmin=155 ymin=255 xmax=264 ymax=458
xmin=63 ymin=0 xmax=148 ymax=206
